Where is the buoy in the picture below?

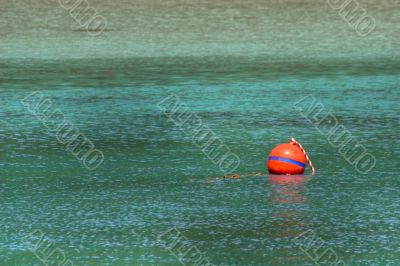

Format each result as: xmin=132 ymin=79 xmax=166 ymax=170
xmin=267 ymin=138 xmax=315 ymax=175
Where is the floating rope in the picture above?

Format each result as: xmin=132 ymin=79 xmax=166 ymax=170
xmin=290 ymin=138 xmax=315 ymax=175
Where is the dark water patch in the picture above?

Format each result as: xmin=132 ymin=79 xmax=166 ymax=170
xmin=2 ymin=57 xmax=400 ymax=89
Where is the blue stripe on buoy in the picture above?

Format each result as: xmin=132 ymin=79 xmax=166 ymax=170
xmin=268 ymin=156 xmax=306 ymax=168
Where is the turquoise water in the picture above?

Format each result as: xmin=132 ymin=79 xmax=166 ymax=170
xmin=0 ymin=57 xmax=399 ymax=265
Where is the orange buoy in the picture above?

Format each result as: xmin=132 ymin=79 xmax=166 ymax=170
xmin=267 ymin=142 xmax=307 ymax=175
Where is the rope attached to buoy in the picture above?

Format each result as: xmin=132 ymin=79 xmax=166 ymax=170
xmin=290 ymin=138 xmax=315 ymax=175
